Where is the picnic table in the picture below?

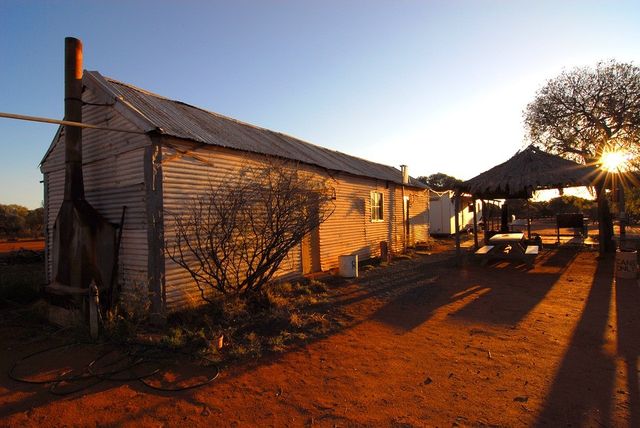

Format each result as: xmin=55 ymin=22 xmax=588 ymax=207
xmin=475 ymin=232 xmax=539 ymax=267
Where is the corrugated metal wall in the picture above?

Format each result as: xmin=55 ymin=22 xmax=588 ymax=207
xmin=406 ymin=188 xmax=429 ymax=244
xmin=318 ymin=174 xmax=390 ymax=269
xmin=161 ymin=140 xmax=302 ymax=311
xmin=161 ymin=140 xmax=430 ymax=311
xmin=318 ymin=178 xmax=429 ymax=270
xmin=41 ymin=87 xmax=429 ymax=314
xmin=41 ymin=86 xmax=150 ymax=293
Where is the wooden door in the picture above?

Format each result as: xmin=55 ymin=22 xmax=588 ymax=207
xmin=302 ymin=227 xmax=320 ymax=274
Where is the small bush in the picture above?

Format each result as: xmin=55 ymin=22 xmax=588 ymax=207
xmin=103 ymin=279 xmax=152 ymax=343
xmin=309 ymin=280 xmax=328 ymax=293
xmin=121 ymin=276 xmax=339 ymax=363
xmin=289 ymin=312 xmax=303 ymax=328
xmin=273 ymin=282 xmax=294 ymax=294
xmin=229 ymin=331 xmax=263 ymax=359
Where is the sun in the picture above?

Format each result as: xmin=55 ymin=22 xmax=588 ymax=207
xmin=600 ymin=149 xmax=630 ymax=173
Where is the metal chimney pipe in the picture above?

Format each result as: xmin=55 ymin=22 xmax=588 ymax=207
xmin=400 ymin=164 xmax=409 ymax=184
xmin=64 ymin=37 xmax=84 ymax=201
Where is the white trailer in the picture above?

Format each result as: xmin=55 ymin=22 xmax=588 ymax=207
xmin=428 ymin=191 xmax=482 ymax=235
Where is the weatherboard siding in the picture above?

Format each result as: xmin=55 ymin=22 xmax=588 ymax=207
xmin=41 ymin=87 xmax=150 ymax=291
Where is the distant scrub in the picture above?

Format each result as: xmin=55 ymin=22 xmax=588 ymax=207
xmin=0 ymin=204 xmax=43 ymax=239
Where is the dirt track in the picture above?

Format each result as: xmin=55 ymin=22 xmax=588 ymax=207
xmin=1 ymin=246 xmax=638 ymax=427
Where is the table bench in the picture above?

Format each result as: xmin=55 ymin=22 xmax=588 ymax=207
xmin=475 ymin=233 xmax=539 ymax=267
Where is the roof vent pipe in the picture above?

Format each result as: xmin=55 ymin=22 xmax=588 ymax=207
xmin=400 ymin=165 xmax=409 ymax=184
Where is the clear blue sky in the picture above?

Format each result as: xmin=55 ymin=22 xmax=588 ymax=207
xmin=1 ymin=1 xmax=639 ymax=208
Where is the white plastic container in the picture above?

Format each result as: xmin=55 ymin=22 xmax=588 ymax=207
xmin=615 ymin=249 xmax=638 ymax=279
xmin=339 ymin=254 xmax=359 ymax=278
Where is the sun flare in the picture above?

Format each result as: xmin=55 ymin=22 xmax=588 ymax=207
xmin=600 ymin=149 xmax=630 ymax=173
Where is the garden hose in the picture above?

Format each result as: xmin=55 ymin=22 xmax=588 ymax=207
xmin=8 ymin=341 xmax=220 ymax=395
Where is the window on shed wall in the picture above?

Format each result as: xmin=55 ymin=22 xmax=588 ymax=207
xmin=370 ymin=191 xmax=384 ymax=222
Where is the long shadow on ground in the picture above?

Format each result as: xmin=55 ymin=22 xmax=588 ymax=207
xmin=535 ymin=256 xmax=616 ymax=426
xmin=371 ymin=248 xmax=578 ymax=332
xmin=0 ymin=253 xmax=454 ymax=421
xmin=616 ymin=274 xmax=640 ymax=426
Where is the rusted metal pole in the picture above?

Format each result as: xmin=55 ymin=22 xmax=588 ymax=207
xmin=64 ymin=37 xmax=84 ymax=202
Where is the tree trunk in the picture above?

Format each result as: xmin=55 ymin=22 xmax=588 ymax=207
xmin=597 ymin=186 xmax=615 ymax=254
xmin=618 ymin=186 xmax=626 ymax=238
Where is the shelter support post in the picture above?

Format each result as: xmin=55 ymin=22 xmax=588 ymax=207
xmin=454 ymin=190 xmax=461 ymax=264
xmin=500 ymin=203 xmax=509 ymax=233
xmin=481 ymin=200 xmax=489 ymax=244
xmin=472 ymin=199 xmax=479 ymax=249
xmin=526 ymin=200 xmax=531 ymax=239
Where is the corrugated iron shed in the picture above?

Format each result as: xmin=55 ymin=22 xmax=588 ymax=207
xmin=83 ymin=71 xmax=426 ymax=188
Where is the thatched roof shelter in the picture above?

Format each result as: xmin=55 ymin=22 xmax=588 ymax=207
xmin=461 ymin=145 xmax=599 ymax=199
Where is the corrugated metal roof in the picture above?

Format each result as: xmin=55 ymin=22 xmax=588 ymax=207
xmin=86 ymin=71 xmax=426 ymax=188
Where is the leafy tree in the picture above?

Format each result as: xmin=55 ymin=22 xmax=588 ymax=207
xmin=524 ymin=60 xmax=640 ymax=166
xmin=625 ymin=187 xmax=640 ymax=223
xmin=505 ymin=197 xmax=597 ymax=220
xmin=25 ymin=208 xmax=44 ymax=237
xmin=524 ymin=61 xmax=640 ymax=252
xmin=166 ymin=160 xmax=335 ymax=300
xmin=547 ymin=196 xmax=596 ymax=217
xmin=0 ymin=205 xmax=45 ymax=239
xmin=0 ymin=204 xmax=28 ymax=238
xmin=417 ymin=173 xmax=463 ymax=191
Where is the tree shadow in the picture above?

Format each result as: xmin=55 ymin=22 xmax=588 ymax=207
xmin=535 ymin=256 xmax=616 ymax=426
xmin=615 ymin=276 xmax=640 ymax=427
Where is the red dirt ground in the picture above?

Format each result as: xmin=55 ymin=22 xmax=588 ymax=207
xmin=1 ymin=243 xmax=638 ymax=427
xmin=0 ymin=239 xmax=45 ymax=255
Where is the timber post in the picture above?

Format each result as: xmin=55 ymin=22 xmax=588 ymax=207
xmin=454 ymin=189 xmax=461 ymax=265
xmin=145 ymin=133 xmax=166 ymax=322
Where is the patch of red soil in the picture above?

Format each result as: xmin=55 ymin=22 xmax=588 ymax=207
xmin=0 ymin=240 xmax=44 ymax=255
xmin=1 ymin=246 xmax=638 ymax=426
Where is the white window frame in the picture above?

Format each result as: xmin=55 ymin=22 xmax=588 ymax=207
xmin=370 ymin=191 xmax=384 ymax=222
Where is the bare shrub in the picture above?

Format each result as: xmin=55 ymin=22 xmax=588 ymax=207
xmin=166 ymin=159 xmax=334 ymax=301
